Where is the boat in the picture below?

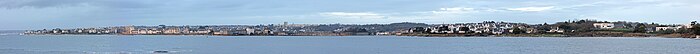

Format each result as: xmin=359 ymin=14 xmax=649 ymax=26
xmin=153 ymin=50 xmax=169 ymax=53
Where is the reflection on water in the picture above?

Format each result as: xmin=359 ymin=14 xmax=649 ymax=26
xmin=0 ymin=48 xmax=192 ymax=54
xmin=0 ymin=35 xmax=699 ymax=54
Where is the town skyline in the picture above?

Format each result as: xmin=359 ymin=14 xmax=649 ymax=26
xmin=1 ymin=0 xmax=699 ymax=30
xmin=23 ymin=19 xmax=700 ymax=38
xmin=2 ymin=19 xmax=697 ymax=30
xmin=4 ymin=0 xmax=700 ymax=54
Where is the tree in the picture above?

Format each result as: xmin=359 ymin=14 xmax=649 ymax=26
xmin=411 ymin=27 xmax=426 ymax=33
xmin=656 ymin=29 xmax=675 ymax=34
xmin=690 ymin=21 xmax=699 ymax=35
xmin=633 ymin=24 xmax=647 ymax=33
xmin=693 ymin=25 xmax=700 ymax=35
xmin=511 ymin=28 xmax=527 ymax=34
xmin=558 ymin=25 xmax=572 ymax=30
xmin=676 ymin=28 xmax=690 ymax=34
xmin=425 ymin=28 xmax=433 ymax=33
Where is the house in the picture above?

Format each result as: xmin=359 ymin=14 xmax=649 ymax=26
xmin=682 ymin=24 xmax=693 ymax=28
xmin=525 ymin=28 xmax=538 ymax=33
xmin=683 ymin=21 xmax=697 ymax=28
xmin=593 ymin=23 xmax=615 ymax=29
xmin=547 ymin=27 xmax=565 ymax=33
xmin=655 ymin=26 xmax=680 ymax=31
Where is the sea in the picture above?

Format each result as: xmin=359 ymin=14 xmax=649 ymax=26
xmin=0 ymin=31 xmax=699 ymax=54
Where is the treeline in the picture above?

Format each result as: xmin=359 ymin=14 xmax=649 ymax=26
xmin=523 ymin=20 xmax=699 ymax=37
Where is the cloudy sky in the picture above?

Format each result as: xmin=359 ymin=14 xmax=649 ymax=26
xmin=0 ymin=0 xmax=699 ymax=30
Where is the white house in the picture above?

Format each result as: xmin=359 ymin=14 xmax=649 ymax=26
xmin=593 ymin=23 xmax=615 ymax=29
xmin=655 ymin=26 xmax=681 ymax=31
xmin=547 ymin=27 xmax=565 ymax=33
xmin=682 ymin=24 xmax=693 ymax=28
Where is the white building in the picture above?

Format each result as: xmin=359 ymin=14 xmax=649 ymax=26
xmin=593 ymin=23 xmax=615 ymax=29
xmin=682 ymin=24 xmax=693 ymax=28
xmin=655 ymin=26 xmax=681 ymax=31
xmin=547 ymin=27 xmax=565 ymax=33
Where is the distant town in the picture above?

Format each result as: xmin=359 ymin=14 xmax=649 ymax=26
xmin=23 ymin=20 xmax=700 ymax=38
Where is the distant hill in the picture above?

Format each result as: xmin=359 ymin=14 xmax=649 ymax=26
xmin=307 ymin=22 xmax=431 ymax=32
xmin=369 ymin=22 xmax=430 ymax=32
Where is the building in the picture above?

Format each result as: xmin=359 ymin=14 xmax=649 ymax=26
xmin=547 ymin=27 xmax=565 ymax=33
xmin=655 ymin=26 xmax=680 ymax=31
xmin=163 ymin=28 xmax=181 ymax=34
xmin=682 ymin=24 xmax=693 ymax=28
xmin=122 ymin=25 xmax=136 ymax=34
xmin=213 ymin=31 xmax=229 ymax=35
xmin=593 ymin=23 xmax=615 ymax=29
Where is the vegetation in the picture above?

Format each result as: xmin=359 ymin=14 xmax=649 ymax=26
xmin=633 ymin=24 xmax=647 ymax=33
xmin=510 ymin=27 xmax=527 ymax=34
xmin=693 ymin=25 xmax=700 ymax=35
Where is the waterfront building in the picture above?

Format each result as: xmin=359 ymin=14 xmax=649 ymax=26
xmin=245 ymin=28 xmax=255 ymax=34
xmin=655 ymin=26 xmax=681 ymax=31
xmin=547 ymin=27 xmax=565 ymax=33
xmin=213 ymin=31 xmax=229 ymax=35
xmin=122 ymin=25 xmax=136 ymax=34
xmin=164 ymin=28 xmax=181 ymax=34
xmin=593 ymin=23 xmax=615 ymax=29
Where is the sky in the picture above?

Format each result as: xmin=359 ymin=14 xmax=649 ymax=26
xmin=0 ymin=0 xmax=699 ymax=30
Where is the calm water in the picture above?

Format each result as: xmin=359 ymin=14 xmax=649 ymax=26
xmin=0 ymin=35 xmax=699 ymax=54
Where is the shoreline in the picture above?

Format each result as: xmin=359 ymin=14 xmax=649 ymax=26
xmin=17 ymin=34 xmax=698 ymax=39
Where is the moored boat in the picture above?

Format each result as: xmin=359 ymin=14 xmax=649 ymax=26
xmin=153 ymin=50 xmax=169 ymax=53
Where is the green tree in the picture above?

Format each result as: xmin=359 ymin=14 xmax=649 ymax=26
xmin=656 ymin=30 xmax=675 ymax=34
xmin=693 ymin=25 xmax=700 ymax=35
xmin=511 ymin=28 xmax=526 ymax=34
xmin=676 ymin=28 xmax=690 ymax=34
xmin=633 ymin=24 xmax=647 ymax=33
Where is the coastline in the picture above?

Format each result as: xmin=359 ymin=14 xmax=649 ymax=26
xmin=19 ymin=20 xmax=700 ymax=40
xmin=17 ymin=34 xmax=698 ymax=39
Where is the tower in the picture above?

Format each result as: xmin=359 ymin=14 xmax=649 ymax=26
xmin=283 ymin=22 xmax=289 ymax=26
xmin=282 ymin=22 xmax=289 ymax=31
